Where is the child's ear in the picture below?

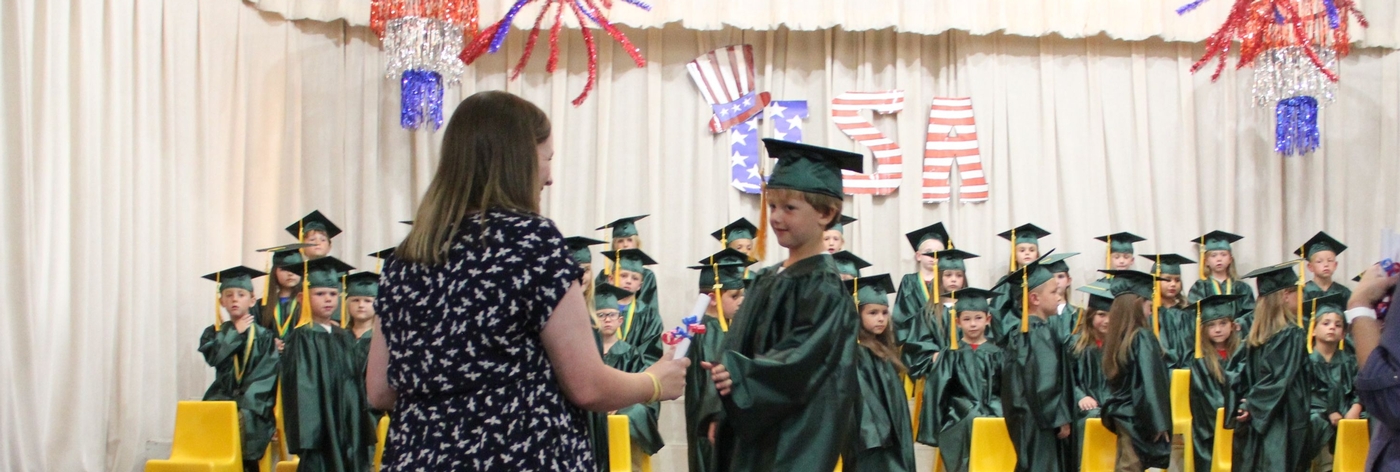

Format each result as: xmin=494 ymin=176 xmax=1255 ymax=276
xmin=708 ymin=292 xmax=720 ymax=307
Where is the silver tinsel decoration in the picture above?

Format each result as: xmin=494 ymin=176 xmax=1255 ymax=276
xmin=382 ymin=17 xmax=466 ymax=84
xmin=1251 ymin=46 xmax=1338 ymax=107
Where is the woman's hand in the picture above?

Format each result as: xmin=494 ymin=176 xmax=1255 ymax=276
xmin=645 ymin=348 xmax=690 ymax=401
xmin=702 ymin=362 xmax=732 ymax=396
xmin=1078 ymin=396 xmax=1099 ymax=411
xmin=1346 ymin=404 xmax=1364 ymax=420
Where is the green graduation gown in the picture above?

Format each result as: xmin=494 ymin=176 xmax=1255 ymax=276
xmin=618 ymin=298 xmax=664 ymax=366
xmin=604 ymin=339 xmax=664 ymax=456
xmin=922 ymin=341 xmax=1003 ymax=472
xmin=1303 ymin=280 xmax=1352 ymax=301
xmin=848 ymin=347 xmax=916 ymax=472
xmin=253 ymin=296 xmax=301 ymax=338
xmin=685 ymin=316 xmax=728 ymax=472
xmin=1226 ymin=326 xmax=1310 ymax=472
xmin=199 ymin=322 xmax=281 ymax=463
xmin=893 ymin=273 xmax=934 ymax=346
xmin=588 ymin=329 xmax=611 ymax=471
xmin=1064 ymin=335 xmax=1107 ymax=472
xmin=1101 ymin=329 xmax=1174 ymax=469
xmin=1158 ymin=304 xmax=1197 ymax=370
xmin=1189 ymin=346 xmax=1243 ymax=472
xmin=999 ymin=316 xmax=1074 ymax=472
xmin=1303 ymin=349 xmax=1361 ymax=466
xmin=713 ymin=254 xmax=860 ymax=472
xmin=280 ymin=323 xmax=376 ymax=472
xmin=1047 ymin=305 xmax=1080 ymax=345
xmin=1188 ymin=279 xmax=1256 ymax=315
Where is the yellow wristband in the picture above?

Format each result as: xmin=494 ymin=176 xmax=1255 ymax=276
xmin=644 ymin=372 xmax=661 ymax=403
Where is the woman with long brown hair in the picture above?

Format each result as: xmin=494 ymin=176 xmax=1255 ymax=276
xmin=1098 ymin=270 xmax=1173 ymax=471
xmin=1227 ymin=262 xmax=1310 ymax=472
xmin=364 ymin=91 xmax=688 ymax=471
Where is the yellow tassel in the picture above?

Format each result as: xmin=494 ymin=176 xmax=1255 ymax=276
xmin=1306 ymin=299 xmax=1316 ymax=354
xmin=1020 ymin=269 xmax=1030 ymax=333
xmin=1009 ymin=229 xmax=1017 ymax=273
xmin=296 ymin=221 xmax=312 ymax=328
xmin=1199 ymin=237 xmax=1207 ymax=282
xmin=213 ymin=272 xmax=223 ymax=331
xmin=948 ymin=304 xmax=959 ymax=350
xmin=1297 ymin=252 xmax=1306 ymax=328
xmin=712 ymin=255 xmax=728 ymax=333
xmin=612 ymin=249 xmax=621 ymax=286
xmin=852 ymin=277 xmax=860 ymax=310
xmin=754 ymin=184 xmax=769 ymax=262
xmin=1105 ymin=235 xmax=1112 ymax=270
xmin=931 ymin=259 xmax=941 ymax=306
xmin=1194 ymin=303 xmax=1203 ymax=359
xmin=339 ymin=273 xmax=349 ymax=329
xmin=1153 ymin=255 xmax=1162 ymax=337
xmin=720 ymin=228 xmax=728 ymax=251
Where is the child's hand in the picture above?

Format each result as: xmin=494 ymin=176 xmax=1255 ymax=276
xmin=275 ymin=339 xmax=285 ymax=353
xmin=701 ymin=361 xmax=732 ymax=396
xmin=1055 ymin=424 xmax=1071 ymax=439
xmin=1235 ymin=409 xmax=1251 ymax=423
xmin=707 ymin=423 xmax=717 ymax=444
xmin=1078 ymin=397 xmax=1099 ymax=411
xmin=1154 ymin=432 xmax=1171 ymax=443
xmin=1330 ymin=412 xmax=1343 ymax=426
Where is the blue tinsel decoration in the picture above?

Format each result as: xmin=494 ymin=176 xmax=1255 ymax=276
xmin=1276 ymin=96 xmax=1320 ymax=156
xmin=401 ymin=70 xmax=444 ymax=130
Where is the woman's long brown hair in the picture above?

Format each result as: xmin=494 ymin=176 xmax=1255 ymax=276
xmin=1102 ymin=294 xmax=1150 ymax=380
xmin=397 ymin=91 xmax=551 ymax=265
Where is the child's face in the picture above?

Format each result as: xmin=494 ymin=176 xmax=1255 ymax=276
xmin=728 ymin=239 xmax=754 ymax=256
xmin=1015 ymin=243 xmax=1040 ymax=265
xmin=308 ymin=288 xmax=339 ymax=318
xmin=1206 ymin=250 xmax=1232 ymax=275
xmin=303 ymin=231 xmax=331 ymax=258
xmin=941 ymin=270 xmax=966 ymax=292
xmin=916 ymin=239 xmax=946 ymax=271
xmin=1314 ymin=313 xmax=1346 ymax=343
xmin=718 ymin=289 xmax=745 ymax=317
xmin=958 ymin=310 xmax=989 ymax=340
xmin=597 ymin=310 xmax=622 ymax=336
xmin=612 ymin=236 xmax=637 ymax=250
xmin=220 ymin=288 xmax=254 ymax=319
xmin=1030 ymin=282 xmax=1062 ymax=316
xmin=275 ymin=267 xmax=302 ymax=290
xmin=347 ymin=296 xmax=375 ymax=322
xmin=579 ymin=263 xmax=593 ymax=286
xmin=615 ymin=270 xmax=643 ymax=292
xmin=767 ymin=195 xmax=834 ymax=250
xmin=1053 ymin=272 xmax=1072 ymax=294
xmin=538 ymin=135 xmax=554 ymax=191
xmin=1091 ymin=310 xmax=1110 ymax=337
xmin=1205 ymin=318 xmax=1235 ymax=345
xmin=1308 ymin=251 xmax=1338 ymax=279
xmin=1111 ymin=253 xmax=1135 ymax=270
xmin=860 ymin=304 xmax=891 ymax=335
xmin=823 ymin=230 xmax=844 ymax=254
xmin=1160 ymin=274 xmax=1183 ymax=300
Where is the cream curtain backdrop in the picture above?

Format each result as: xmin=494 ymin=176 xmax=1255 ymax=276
xmin=245 ymin=0 xmax=1400 ymax=48
xmin=4 ymin=0 xmax=1400 ymax=470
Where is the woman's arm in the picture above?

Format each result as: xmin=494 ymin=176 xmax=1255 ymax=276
xmin=542 ymin=282 xmax=688 ymax=412
xmin=367 ymin=317 xmax=397 ymax=410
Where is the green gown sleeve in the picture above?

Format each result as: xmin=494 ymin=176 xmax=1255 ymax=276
xmin=1103 ymin=330 xmax=1173 ymax=468
xmin=849 ymin=348 xmax=916 ymax=472
xmin=1027 ymin=323 xmax=1072 ymax=430
xmin=1239 ymin=327 xmax=1306 ymax=433
xmin=237 ymin=325 xmax=282 ymax=461
xmin=900 ymin=303 xmax=940 ymax=380
xmin=620 ymin=301 xmax=664 ymax=366
xmin=685 ymin=317 xmax=727 ymax=472
xmin=640 ymin=268 xmax=660 ymax=316
xmin=1187 ymin=280 xmax=1211 ymax=304
xmin=280 ymin=325 xmax=376 ymax=471
xmin=1234 ymin=281 xmax=1257 ymax=314
xmin=199 ymin=324 xmax=243 ymax=368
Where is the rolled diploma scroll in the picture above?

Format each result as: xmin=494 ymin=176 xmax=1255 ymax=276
xmin=673 ymin=294 xmax=712 ymax=360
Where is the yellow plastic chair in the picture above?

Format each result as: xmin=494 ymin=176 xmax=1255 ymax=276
xmin=1081 ymin=418 xmax=1118 ymax=472
xmin=257 ymin=445 xmax=273 ymax=472
xmin=1171 ymin=369 xmax=1195 ymax=472
xmin=1334 ymin=419 xmax=1370 ymax=472
xmin=607 ymin=415 xmax=632 ymax=472
xmin=1210 ymin=408 xmax=1233 ymax=472
xmin=274 ymin=458 xmax=298 ymax=472
xmin=932 ymin=447 xmax=946 ymax=472
xmin=373 ymin=416 xmax=390 ymax=471
xmin=968 ymin=417 xmax=1016 ymax=472
xmin=145 ymin=401 xmax=242 ymax=472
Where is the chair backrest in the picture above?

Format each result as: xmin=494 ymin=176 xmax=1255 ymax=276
xmin=1081 ymin=418 xmax=1119 ymax=472
xmin=608 ymin=415 xmax=632 ymax=472
xmin=969 ymin=417 xmax=1016 ymax=472
xmin=1171 ymin=369 xmax=1192 ymax=432
xmin=170 ymin=401 xmax=241 ymax=461
xmin=1333 ymin=419 xmax=1371 ymax=472
xmin=1210 ymin=408 xmax=1234 ymax=472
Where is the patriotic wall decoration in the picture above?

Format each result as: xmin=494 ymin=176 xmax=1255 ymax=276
xmin=924 ymin=98 xmax=989 ymax=203
xmin=1177 ymin=0 xmax=1367 ymax=156
xmin=833 ymin=91 xmax=905 ymax=196
xmin=727 ymin=101 xmax=809 ymax=194
xmin=371 ymin=0 xmax=479 ymax=130
xmin=688 ymin=45 xmax=773 ymax=134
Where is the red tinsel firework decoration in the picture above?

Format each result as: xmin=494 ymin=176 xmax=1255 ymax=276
xmin=459 ymin=0 xmax=651 ymax=106
xmin=371 ymin=0 xmax=480 ymax=130
xmin=1178 ymin=0 xmax=1367 ymax=156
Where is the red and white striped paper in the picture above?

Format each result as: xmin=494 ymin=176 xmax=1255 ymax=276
xmin=832 ymin=91 xmax=905 ymax=196
xmin=923 ymin=98 xmax=988 ymax=203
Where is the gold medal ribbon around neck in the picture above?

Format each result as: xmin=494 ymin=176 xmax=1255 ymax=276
xmin=233 ymin=324 xmax=256 ymax=383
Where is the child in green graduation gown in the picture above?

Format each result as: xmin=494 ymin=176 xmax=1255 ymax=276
xmin=597 ymin=215 xmax=661 ymax=310
xmin=845 ymin=274 xmax=916 ymax=472
xmin=995 ymin=254 xmax=1074 ymax=472
xmin=704 ymin=139 xmax=861 ymax=472
xmin=822 ymin=215 xmax=857 ymax=254
xmin=1296 ymin=232 xmax=1353 ymax=300
xmin=713 ymin=218 xmax=759 ymax=258
xmin=893 ymin=223 xmax=953 ymax=347
xmin=199 ymin=266 xmax=281 ymax=472
xmin=285 ymin=210 xmax=341 ymax=260
xmin=1303 ymin=294 xmax=1363 ymax=471
xmin=902 ymin=248 xmax=978 ymax=391
xmin=1098 ymin=270 xmax=1174 ymax=471
xmin=685 ymin=249 xmax=752 ymax=472
xmin=1064 ymin=282 xmax=1113 ymax=471
xmin=921 ymin=287 xmax=1003 ymax=472
xmin=279 ymin=256 xmax=376 ymax=472
xmin=253 ymin=246 xmax=307 ymax=340
xmin=600 ymin=248 xmax=665 ymax=365
xmin=1096 ymin=232 xmax=1147 ymax=273
xmin=1188 ymin=231 xmax=1256 ymax=315
xmin=1042 ymin=252 xmax=1081 ymax=343
xmin=345 ymin=271 xmax=379 ymax=360
xmin=1188 ymin=294 xmax=1247 ymax=472
xmin=1225 ymin=262 xmax=1310 ymax=472
xmin=595 ymin=283 xmax=662 ymax=471
xmin=1143 ymin=254 xmax=1198 ymax=369
xmin=991 ymin=224 xmax=1051 ymax=344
